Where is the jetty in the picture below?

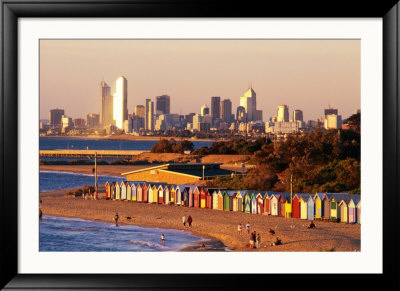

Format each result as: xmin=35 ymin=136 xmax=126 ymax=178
xmin=40 ymin=149 xmax=148 ymax=159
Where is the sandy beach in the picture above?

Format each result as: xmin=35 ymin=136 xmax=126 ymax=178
xmin=40 ymin=188 xmax=361 ymax=252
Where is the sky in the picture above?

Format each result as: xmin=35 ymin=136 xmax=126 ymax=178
xmin=40 ymin=39 xmax=360 ymax=121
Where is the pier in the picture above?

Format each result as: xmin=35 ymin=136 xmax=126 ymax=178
xmin=40 ymin=149 xmax=148 ymax=159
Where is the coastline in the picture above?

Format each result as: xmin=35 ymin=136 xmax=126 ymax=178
xmin=40 ymin=135 xmax=221 ymax=142
xmin=40 ymin=188 xmax=361 ymax=252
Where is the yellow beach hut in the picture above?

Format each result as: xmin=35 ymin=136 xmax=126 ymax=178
xmin=120 ymin=181 xmax=127 ymax=200
xmin=217 ymin=190 xmax=224 ymax=211
xmin=212 ymin=191 xmax=219 ymax=210
xmin=148 ymin=185 xmax=154 ymax=203
xmin=338 ymin=200 xmax=348 ymax=223
xmin=299 ymin=196 xmax=308 ymax=220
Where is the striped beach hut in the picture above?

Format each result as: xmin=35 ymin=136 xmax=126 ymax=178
xmin=270 ymin=194 xmax=279 ymax=216
xmin=212 ymin=191 xmax=219 ymax=210
xmin=292 ymin=194 xmax=300 ymax=219
xmin=243 ymin=192 xmax=251 ymax=213
xmin=263 ymin=193 xmax=270 ymax=215
xmin=256 ymin=193 xmax=264 ymax=214
xmin=131 ymin=183 xmax=137 ymax=201
xmin=356 ymin=200 xmax=361 ymax=224
xmin=163 ymin=185 xmax=169 ymax=205
xmin=136 ymin=183 xmax=143 ymax=202
xmin=157 ymin=185 xmax=164 ymax=204
xmin=120 ymin=181 xmax=127 ymax=200
xmin=338 ymin=200 xmax=348 ymax=223
xmin=115 ymin=182 xmax=121 ymax=200
xmin=231 ymin=192 xmax=238 ymax=212
xmin=193 ymin=186 xmax=200 ymax=208
xmin=200 ymin=187 xmax=207 ymax=208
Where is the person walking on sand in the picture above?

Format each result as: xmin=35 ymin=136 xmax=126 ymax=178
xmin=161 ymin=234 xmax=165 ymax=246
xmin=246 ymin=222 xmax=251 ymax=234
xmin=187 ymin=215 xmax=193 ymax=227
xmin=114 ymin=213 xmax=119 ymax=227
xmin=182 ymin=215 xmax=187 ymax=227
xmin=256 ymin=233 xmax=261 ymax=249
xmin=238 ymin=223 xmax=243 ymax=235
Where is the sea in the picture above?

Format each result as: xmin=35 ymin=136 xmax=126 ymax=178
xmin=40 ymin=137 xmax=213 ymax=151
xmin=40 ymin=215 xmax=205 ymax=252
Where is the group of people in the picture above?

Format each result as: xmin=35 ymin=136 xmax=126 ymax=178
xmin=238 ymin=222 xmax=284 ymax=248
xmin=182 ymin=215 xmax=193 ymax=227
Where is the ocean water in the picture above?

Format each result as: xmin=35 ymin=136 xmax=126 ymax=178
xmin=40 ymin=171 xmax=124 ymax=192
xmin=40 ymin=137 xmax=212 ymax=151
xmin=40 ymin=216 xmax=205 ymax=252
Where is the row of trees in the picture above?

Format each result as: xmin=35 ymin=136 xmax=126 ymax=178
xmin=150 ymin=139 xmax=194 ymax=154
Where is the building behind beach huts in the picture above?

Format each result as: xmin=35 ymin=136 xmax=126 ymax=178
xmin=122 ymin=163 xmax=234 ymax=185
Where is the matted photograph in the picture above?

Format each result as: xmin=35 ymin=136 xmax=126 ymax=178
xmin=39 ymin=39 xmax=361 ymax=253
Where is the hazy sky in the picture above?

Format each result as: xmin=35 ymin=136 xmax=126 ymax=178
xmin=40 ymin=39 xmax=360 ymax=121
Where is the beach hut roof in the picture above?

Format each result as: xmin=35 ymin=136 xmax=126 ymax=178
xmin=226 ymin=190 xmax=238 ymax=197
xmin=314 ymin=193 xmax=327 ymax=200
xmin=299 ymin=193 xmax=313 ymax=201
xmin=328 ymin=193 xmax=361 ymax=203
xmin=338 ymin=199 xmax=348 ymax=206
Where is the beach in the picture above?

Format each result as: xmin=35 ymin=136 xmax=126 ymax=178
xmin=40 ymin=188 xmax=361 ymax=252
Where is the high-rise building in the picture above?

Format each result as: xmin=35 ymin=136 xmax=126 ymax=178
xmin=200 ymin=105 xmax=210 ymax=116
xmin=113 ymin=76 xmax=128 ymax=129
xmin=293 ymin=109 xmax=303 ymax=122
xmin=324 ymin=107 xmax=338 ymax=117
xmin=324 ymin=114 xmax=342 ymax=129
xmin=211 ymin=96 xmax=221 ymax=119
xmin=73 ymin=118 xmax=86 ymax=128
xmin=220 ymin=99 xmax=232 ymax=123
xmin=156 ymin=95 xmax=170 ymax=115
xmin=135 ymin=105 xmax=146 ymax=118
xmin=277 ymin=105 xmax=289 ymax=122
xmin=87 ymin=113 xmax=100 ymax=128
xmin=100 ymin=81 xmax=113 ymax=126
xmin=145 ymin=99 xmax=154 ymax=131
xmin=49 ymin=109 xmax=65 ymax=128
xmin=61 ymin=115 xmax=73 ymax=129
xmin=239 ymin=88 xmax=257 ymax=121
xmin=236 ymin=106 xmax=246 ymax=122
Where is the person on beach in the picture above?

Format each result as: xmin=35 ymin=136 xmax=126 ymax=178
xmin=39 ymin=208 xmax=43 ymax=220
xmin=238 ymin=223 xmax=243 ymax=235
xmin=251 ymin=231 xmax=257 ymax=248
xmin=256 ymin=233 xmax=261 ymax=249
xmin=271 ymin=237 xmax=282 ymax=246
xmin=114 ymin=213 xmax=119 ymax=227
xmin=161 ymin=234 xmax=165 ymax=246
xmin=246 ymin=222 xmax=250 ymax=234
xmin=182 ymin=215 xmax=187 ymax=227
xmin=187 ymin=215 xmax=193 ymax=227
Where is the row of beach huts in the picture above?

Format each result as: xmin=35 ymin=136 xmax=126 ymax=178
xmin=104 ymin=181 xmax=361 ymax=224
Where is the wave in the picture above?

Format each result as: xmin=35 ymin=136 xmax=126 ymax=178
xmin=128 ymin=240 xmax=166 ymax=249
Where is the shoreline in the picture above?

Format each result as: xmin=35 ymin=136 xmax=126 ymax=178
xmin=40 ymin=135 xmax=221 ymax=142
xmin=40 ymin=188 xmax=361 ymax=252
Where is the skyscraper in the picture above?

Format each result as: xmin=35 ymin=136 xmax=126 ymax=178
xmin=239 ymin=88 xmax=257 ymax=121
xmin=113 ymin=76 xmax=128 ymax=130
xmin=236 ymin=106 xmax=246 ymax=122
xmin=100 ymin=81 xmax=113 ymax=126
xmin=146 ymin=98 xmax=154 ymax=131
xmin=277 ymin=105 xmax=289 ymax=122
xmin=220 ymin=99 xmax=232 ymax=123
xmin=293 ymin=109 xmax=303 ymax=122
xmin=49 ymin=109 xmax=65 ymax=128
xmin=134 ymin=105 xmax=146 ymax=118
xmin=156 ymin=95 xmax=170 ymax=115
xmin=211 ymin=96 xmax=221 ymax=119
xmin=200 ymin=105 xmax=210 ymax=116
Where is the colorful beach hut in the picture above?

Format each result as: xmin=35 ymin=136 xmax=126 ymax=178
xmin=279 ymin=196 xmax=286 ymax=217
xmin=299 ymin=195 xmax=308 ymax=220
xmin=131 ymin=183 xmax=137 ymax=201
xmin=212 ymin=191 xmax=219 ymax=210
xmin=263 ymin=193 xmax=270 ymax=215
xmin=157 ymin=185 xmax=164 ymax=204
xmin=250 ymin=193 xmax=257 ymax=214
xmin=182 ymin=187 xmax=190 ymax=207
xmin=338 ymin=200 xmax=348 ymax=223
xmin=347 ymin=199 xmax=357 ymax=224
xmin=105 ymin=182 xmax=111 ymax=199
xmin=223 ymin=191 xmax=230 ymax=211
xmin=169 ymin=185 xmax=175 ymax=205
xmin=356 ymin=200 xmax=361 ymax=224
xmin=307 ymin=196 xmax=314 ymax=220
xmin=292 ymin=194 xmax=300 ymax=219
xmin=200 ymin=187 xmax=206 ymax=208
xmin=142 ymin=183 xmax=148 ymax=203
xmin=136 ymin=183 xmax=143 ymax=202
xmin=322 ymin=195 xmax=330 ymax=220
xmin=175 ymin=185 xmax=182 ymax=205
xmin=126 ymin=182 xmax=132 ymax=201
xmin=147 ymin=185 xmax=154 ymax=203
xmin=236 ymin=191 xmax=243 ymax=212
xmin=256 ymin=193 xmax=264 ymax=214
xmin=243 ymin=192 xmax=251 ymax=213
xmin=115 ymin=182 xmax=121 ymax=200
xmin=120 ymin=181 xmax=127 ymax=200
xmin=193 ymin=186 xmax=200 ymax=208
xmin=231 ymin=193 xmax=238 ymax=212
xmin=205 ymin=190 xmax=212 ymax=209
xmin=285 ymin=200 xmax=292 ymax=218
xmin=270 ymin=194 xmax=278 ymax=216
xmin=313 ymin=193 xmax=325 ymax=219
xmin=329 ymin=197 xmax=338 ymax=221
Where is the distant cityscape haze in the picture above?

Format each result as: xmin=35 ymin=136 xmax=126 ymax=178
xmin=40 ymin=39 xmax=360 ymax=121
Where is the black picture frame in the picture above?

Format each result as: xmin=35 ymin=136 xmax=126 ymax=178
xmin=1 ymin=0 xmax=399 ymax=289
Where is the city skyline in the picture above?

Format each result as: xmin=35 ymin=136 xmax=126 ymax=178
xmin=40 ymin=39 xmax=360 ymax=121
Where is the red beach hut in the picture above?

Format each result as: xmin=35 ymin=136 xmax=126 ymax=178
xmin=292 ymin=194 xmax=300 ymax=219
xmin=256 ymin=193 xmax=264 ymax=214
xmin=205 ymin=190 xmax=212 ymax=209
xmin=142 ymin=183 xmax=148 ymax=203
xmin=200 ymin=187 xmax=207 ymax=208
